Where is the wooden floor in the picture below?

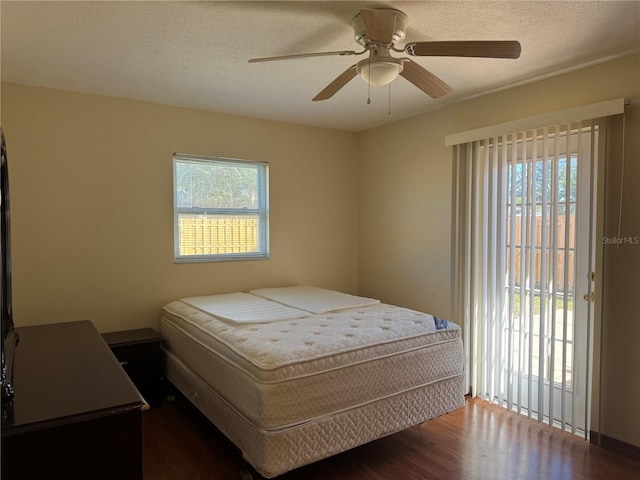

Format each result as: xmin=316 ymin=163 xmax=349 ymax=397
xmin=143 ymin=395 xmax=640 ymax=480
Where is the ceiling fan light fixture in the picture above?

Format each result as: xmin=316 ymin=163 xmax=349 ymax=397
xmin=356 ymin=56 xmax=404 ymax=86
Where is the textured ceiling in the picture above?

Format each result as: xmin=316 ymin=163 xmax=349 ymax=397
xmin=2 ymin=1 xmax=639 ymax=131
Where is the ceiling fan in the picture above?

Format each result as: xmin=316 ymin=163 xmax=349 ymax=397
xmin=248 ymin=8 xmax=521 ymax=101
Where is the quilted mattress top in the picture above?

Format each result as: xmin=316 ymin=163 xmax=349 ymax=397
xmin=162 ymin=287 xmax=460 ymax=383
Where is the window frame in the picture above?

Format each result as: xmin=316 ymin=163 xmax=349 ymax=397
xmin=173 ymin=154 xmax=269 ymax=263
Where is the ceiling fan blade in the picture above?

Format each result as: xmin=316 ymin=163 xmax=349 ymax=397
xmin=399 ymin=60 xmax=452 ymax=99
xmin=405 ymin=41 xmax=522 ymax=59
xmin=249 ymin=50 xmax=362 ymax=63
xmin=360 ymin=8 xmax=396 ymax=44
xmin=312 ymin=65 xmax=358 ymax=101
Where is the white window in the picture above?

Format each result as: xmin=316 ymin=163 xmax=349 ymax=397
xmin=173 ymin=154 xmax=269 ymax=262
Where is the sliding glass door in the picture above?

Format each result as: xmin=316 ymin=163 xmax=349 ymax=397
xmin=503 ymin=125 xmax=596 ymax=435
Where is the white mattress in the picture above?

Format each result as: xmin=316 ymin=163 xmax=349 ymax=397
xmin=161 ymin=298 xmax=463 ymax=430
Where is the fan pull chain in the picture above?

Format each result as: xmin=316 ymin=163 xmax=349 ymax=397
xmin=367 ymin=53 xmax=372 ymax=104
xmin=389 ymin=17 xmax=397 ymax=116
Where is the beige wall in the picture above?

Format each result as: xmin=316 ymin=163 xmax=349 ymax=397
xmin=2 ymin=54 xmax=638 ymax=449
xmin=358 ymin=54 xmax=640 ymax=447
xmin=0 ymin=83 xmax=360 ymax=333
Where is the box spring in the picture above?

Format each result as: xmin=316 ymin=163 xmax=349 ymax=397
xmin=164 ymin=348 xmax=465 ymax=478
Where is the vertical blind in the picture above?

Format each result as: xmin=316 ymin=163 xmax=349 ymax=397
xmin=448 ymin=99 xmax=626 ymax=437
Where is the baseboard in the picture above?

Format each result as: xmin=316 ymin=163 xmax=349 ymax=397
xmin=590 ymin=430 xmax=640 ymax=460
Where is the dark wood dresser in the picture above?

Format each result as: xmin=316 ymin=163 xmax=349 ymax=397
xmin=1 ymin=320 xmax=145 ymax=479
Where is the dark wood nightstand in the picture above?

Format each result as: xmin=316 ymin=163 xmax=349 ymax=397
xmin=102 ymin=328 xmax=164 ymax=408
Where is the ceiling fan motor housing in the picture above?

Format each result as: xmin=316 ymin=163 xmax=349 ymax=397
xmin=352 ymin=8 xmax=409 ymax=47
